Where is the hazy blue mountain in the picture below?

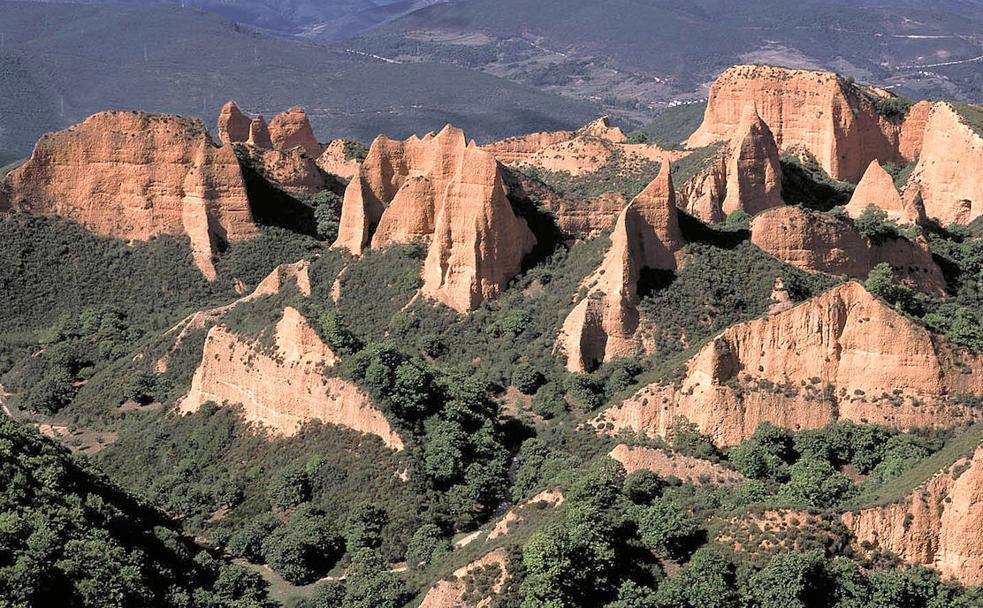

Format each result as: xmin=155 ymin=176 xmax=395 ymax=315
xmin=0 ymin=1 xmax=597 ymax=160
xmin=352 ymin=0 xmax=983 ymax=123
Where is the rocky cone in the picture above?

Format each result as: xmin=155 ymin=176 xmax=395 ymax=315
xmin=556 ymin=165 xmax=685 ymax=372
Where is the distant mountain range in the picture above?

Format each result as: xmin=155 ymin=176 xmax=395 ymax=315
xmin=353 ymin=0 xmax=983 ymax=123
xmin=0 ymin=1 xmax=596 ymax=162
xmin=3 ymin=0 xmax=982 ymax=162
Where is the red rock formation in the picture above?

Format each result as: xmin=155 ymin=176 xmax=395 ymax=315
xmin=179 ymin=306 xmax=403 ymax=449
xmin=593 ymin=282 xmax=982 ymax=446
xmin=904 ymin=103 xmax=983 ymax=225
xmin=316 ymin=140 xmax=362 ymax=179
xmin=1 ymin=111 xmax=257 ymax=279
xmin=687 ymin=65 xmax=905 ymax=182
xmin=679 ymin=109 xmax=783 ymax=223
xmin=217 ymin=101 xmax=251 ymax=145
xmin=247 ymin=116 xmax=273 ymax=148
xmin=845 ymin=160 xmax=925 ymax=224
xmin=843 ymin=442 xmax=983 ymax=586
xmin=234 ymin=144 xmax=328 ymax=197
xmin=268 ymin=107 xmax=322 ymax=157
xmin=609 ymin=444 xmax=746 ymax=485
xmin=580 ymin=116 xmax=627 ymax=143
xmin=333 ymin=125 xmax=535 ymax=312
xmin=750 ymin=206 xmax=945 ymax=296
xmin=556 ymin=166 xmax=685 ymax=371
xmin=419 ymin=549 xmax=509 ymax=608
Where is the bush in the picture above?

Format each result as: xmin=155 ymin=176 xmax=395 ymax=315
xmin=511 ymin=363 xmax=545 ymax=395
xmin=405 ymin=523 xmax=450 ymax=567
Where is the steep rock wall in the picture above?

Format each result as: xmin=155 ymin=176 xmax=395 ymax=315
xmin=687 ymin=65 xmax=905 ymax=182
xmin=843 ymin=443 xmax=983 ymax=586
xmin=593 ymin=282 xmax=982 ymax=446
xmin=1 ymin=110 xmax=257 ymax=279
xmin=178 ymin=306 xmax=403 ymax=449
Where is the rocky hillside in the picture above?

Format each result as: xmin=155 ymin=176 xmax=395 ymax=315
xmin=3 ymin=63 xmax=983 ymax=608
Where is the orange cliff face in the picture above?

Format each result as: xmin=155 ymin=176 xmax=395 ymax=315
xmin=750 ymin=206 xmax=945 ymax=296
xmin=0 ymin=110 xmax=257 ymax=280
xmin=679 ymin=109 xmax=783 ymax=223
xmin=592 ymin=282 xmax=982 ymax=446
xmin=687 ymin=65 xmax=910 ymax=183
xmin=843 ymin=442 xmax=983 ymax=586
xmin=555 ymin=166 xmax=685 ymax=372
xmin=332 ymin=125 xmax=536 ymax=313
xmin=178 ymin=306 xmax=404 ymax=450
xmin=904 ymin=102 xmax=983 ymax=225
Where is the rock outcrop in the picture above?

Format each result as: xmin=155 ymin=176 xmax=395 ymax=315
xmin=845 ymin=160 xmax=925 ymax=224
xmin=843 ymin=441 xmax=983 ymax=586
xmin=609 ymin=444 xmax=746 ymax=485
xmin=333 ymin=125 xmax=536 ymax=312
xmin=217 ymin=101 xmax=251 ymax=145
xmin=904 ymin=103 xmax=983 ymax=225
xmin=556 ymin=166 xmax=685 ymax=371
xmin=1 ymin=111 xmax=257 ymax=279
xmin=679 ymin=109 xmax=783 ymax=223
xmin=178 ymin=306 xmax=403 ymax=449
xmin=593 ymin=282 xmax=982 ymax=446
xmin=247 ymin=116 xmax=273 ymax=149
xmin=687 ymin=65 xmax=907 ymax=182
xmin=750 ymin=206 xmax=945 ymax=296
xmin=316 ymin=140 xmax=362 ymax=180
xmin=419 ymin=549 xmax=509 ymax=608
xmin=268 ymin=107 xmax=322 ymax=157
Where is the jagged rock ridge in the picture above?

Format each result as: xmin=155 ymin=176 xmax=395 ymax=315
xmin=333 ymin=125 xmax=536 ymax=312
xmin=593 ymin=282 xmax=983 ymax=446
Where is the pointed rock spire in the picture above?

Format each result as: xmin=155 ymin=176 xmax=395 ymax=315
xmin=846 ymin=160 xmax=924 ymax=224
xmin=217 ymin=100 xmax=251 ymax=145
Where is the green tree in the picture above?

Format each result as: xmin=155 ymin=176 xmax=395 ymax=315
xmin=342 ymin=549 xmax=406 ymax=608
xmin=744 ymin=551 xmax=835 ymax=608
xmin=622 ymin=469 xmax=666 ymax=505
xmin=632 ymin=499 xmax=702 ymax=560
xmin=654 ymin=547 xmax=738 ymax=608
xmin=405 ymin=523 xmax=450 ymax=568
xmin=778 ymin=458 xmax=857 ymax=509
xmin=344 ymin=504 xmax=388 ymax=553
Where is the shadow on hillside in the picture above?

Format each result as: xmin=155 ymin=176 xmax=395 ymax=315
xmin=678 ymin=211 xmax=748 ymax=248
xmin=240 ymin=163 xmax=319 ymax=238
